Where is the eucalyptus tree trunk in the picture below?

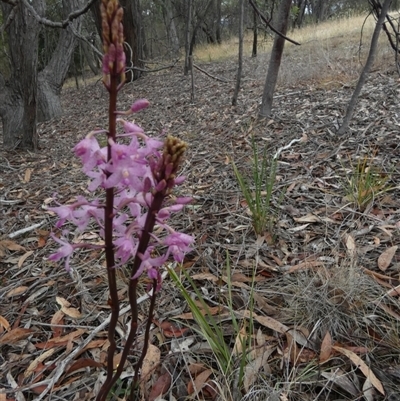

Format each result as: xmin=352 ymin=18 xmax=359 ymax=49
xmin=120 ymin=0 xmax=144 ymax=81
xmin=184 ymin=0 xmax=193 ymax=75
xmin=0 ymin=0 xmax=44 ymax=150
xmin=232 ymin=0 xmax=244 ymax=106
xmin=252 ymin=7 xmax=258 ymax=57
xmin=338 ymin=0 xmax=393 ymax=135
xmin=37 ymin=0 xmax=84 ymax=122
xmin=215 ymin=0 xmax=222 ymax=44
xmin=259 ymin=0 xmax=292 ymax=118
xmin=161 ymin=0 xmax=180 ymax=57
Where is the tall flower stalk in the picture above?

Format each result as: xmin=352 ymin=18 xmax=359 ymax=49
xmin=49 ymin=1 xmax=193 ymax=400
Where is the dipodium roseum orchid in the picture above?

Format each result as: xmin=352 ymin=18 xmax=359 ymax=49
xmin=48 ymin=1 xmax=193 ymax=400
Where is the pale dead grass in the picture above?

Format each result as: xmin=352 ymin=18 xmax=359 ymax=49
xmin=195 ymin=13 xmax=398 ymax=89
xmin=63 ymin=73 xmax=100 ymax=89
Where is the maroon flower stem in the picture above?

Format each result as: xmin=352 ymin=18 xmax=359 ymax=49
xmin=97 ymin=190 xmax=166 ymax=399
xmin=96 ymin=74 xmax=120 ymax=401
xmin=129 ymin=279 xmax=158 ymax=401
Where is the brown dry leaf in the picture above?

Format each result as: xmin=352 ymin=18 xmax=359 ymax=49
xmin=231 ymin=272 xmax=261 ymax=283
xmin=6 ymin=286 xmax=28 ymax=298
xmin=256 ymin=328 xmax=265 ymax=346
xmin=24 ymin=168 xmax=32 ymax=183
xmin=50 ymin=310 xmax=65 ymax=337
xmin=297 ymin=348 xmax=316 ymax=363
xmin=141 ymin=343 xmax=160 ymax=381
xmin=0 ymin=239 xmax=25 ymax=252
xmin=293 ymin=213 xmax=321 ymax=223
xmin=174 ymin=305 xmax=224 ymax=320
xmin=244 ymin=347 xmax=273 ymax=392
xmin=253 ymin=293 xmax=279 ymax=315
xmin=320 ymin=331 xmax=332 ymax=363
xmin=377 ymin=246 xmax=398 ymax=271
xmin=194 ymin=271 xmax=262 ymax=288
xmin=188 ymin=363 xmax=207 ymax=375
xmin=139 ymin=343 xmax=161 ymax=400
xmin=187 ymin=368 xmax=213 ymax=395
xmin=0 ymin=328 xmax=34 ymax=344
xmin=66 ymin=358 xmax=103 ymax=375
xmin=56 ymin=328 xmax=86 ymax=343
xmin=239 ymin=310 xmax=289 ymax=334
xmin=345 ymin=234 xmax=356 ymax=254
xmin=254 ymin=314 xmax=289 ymax=334
xmin=149 ymin=372 xmax=172 ymax=401
xmin=112 ymin=353 xmax=124 ymax=370
xmin=192 ymin=272 xmax=219 ymax=282
xmin=83 ymin=339 xmax=108 ymax=351
xmin=0 ymin=316 xmax=10 ymax=331
xmin=61 ymin=306 xmax=82 ymax=319
xmin=24 ymin=348 xmax=55 ymax=378
xmin=286 ymin=259 xmax=323 ymax=273
xmin=333 ymin=345 xmax=384 ymax=395
xmin=35 ymin=329 xmax=86 ymax=349
xmin=284 ymin=331 xmax=299 ymax=364
xmin=232 ymin=326 xmax=248 ymax=356
xmin=56 ymin=296 xmax=71 ymax=308
xmin=37 ymin=236 xmax=47 ymax=248
xmin=155 ymin=320 xmax=189 ymax=338
xmin=17 ymin=250 xmax=34 ymax=268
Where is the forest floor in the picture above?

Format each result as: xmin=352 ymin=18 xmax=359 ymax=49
xmin=1 ymin=43 xmax=400 ymax=401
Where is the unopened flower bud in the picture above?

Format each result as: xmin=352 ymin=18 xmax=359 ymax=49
xmin=131 ymin=99 xmax=150 ymax=113
xmin=155 ymin=179 xmax=167 ymax=192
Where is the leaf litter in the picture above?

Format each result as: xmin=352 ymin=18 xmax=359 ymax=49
xmin=0 ymin=55 xmax=400 ymax=400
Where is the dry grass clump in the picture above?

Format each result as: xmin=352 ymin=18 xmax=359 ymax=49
xmin=246 ymin=256 xmax=400 ymax=399
xmin=275 ymin=262 xmax=376 ymax=331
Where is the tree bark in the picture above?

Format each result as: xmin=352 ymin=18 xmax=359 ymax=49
xmin=0 ymin=0 xmax=44 ymax=150
xmin=120 ymin=0 xmax=143 ymax=82
xmin=81 ymin=37 xmax=100 ymax=76
xmin=259 ymin=0 xmax=292 ymax=118
xmin=37 ymin=0 xmax=84 ymax=122
xmin=161 ymin=0 xmax=180 ymax=57
xmin=337 ymin=0 xmax=393 ymax=135
xmin=232 ymin=0 xmax=244 ymax=106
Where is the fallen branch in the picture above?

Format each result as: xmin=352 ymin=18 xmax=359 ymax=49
xmin=273 ymin=134 xmax=307 ymax=160
xmin=8 ymin=221 xmax=46 ymax=239
xmin=193 ymin=63 xmax=230 ymax=83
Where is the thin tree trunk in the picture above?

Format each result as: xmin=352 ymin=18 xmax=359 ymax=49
xmin=187 ymin=0 xmax=214 ymax=58
xmin=232 ymin=0 xmax=244 ymax=106
xmin=184 ymin=0 xmax=193 ymax=75
xmin=216 ymin=0 xmax=222 ymax=44
xmin=252 ymin=7 xmax=257 ymax=57
xmin=259 ymin=0 xmax=292 ymax=118
xmin=337 ymin=0 xmax=392 ymax=135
